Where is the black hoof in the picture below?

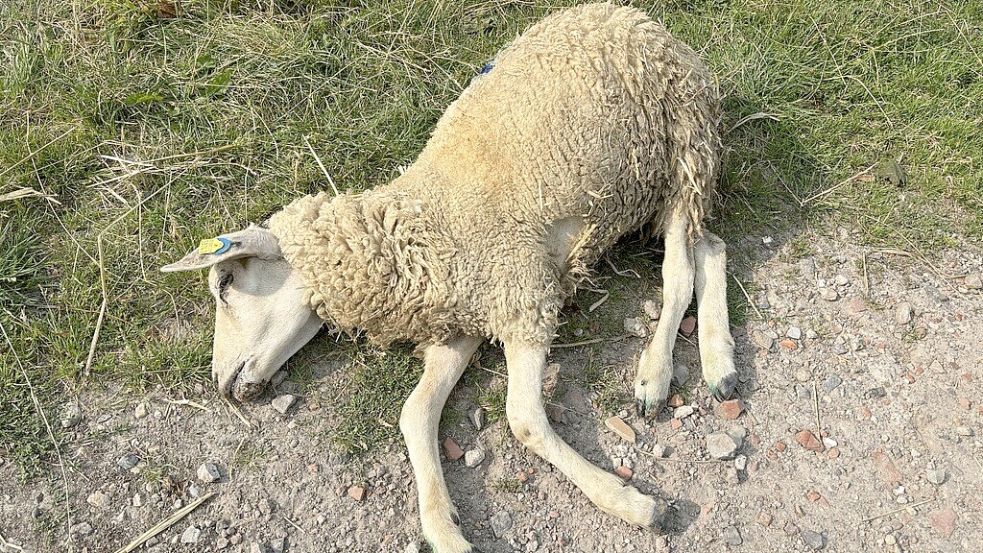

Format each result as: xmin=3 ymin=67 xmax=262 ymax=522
xmin=711 ymin=372 xmax=738 ymax=401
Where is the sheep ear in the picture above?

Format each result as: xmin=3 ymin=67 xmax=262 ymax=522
xmin=160 ymin=225 xmax=282 ymax=273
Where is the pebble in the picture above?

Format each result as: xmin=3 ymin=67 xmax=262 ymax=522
xmin=651 ymin=444 xmax=667 ymax=458
xmin=756 ymin=512 xmax=773 ymax=527
xmin=926 ymin=467 xmax=947 ymax=485
xmin=615 ymin=465 xmax=633 ymax=480
xmin=197 ymin=462 xmax=222 ymax=484
xmin=786 ymin=326 xmax=802 ymax=340
xmin=271 ymin=394 xmax=296 ymax=414
xmin=490 ymin=511 xmax=513 ymax=538
xmin=780 ymin=339 xmax=798 ymax=350
xmin=442 ymin=437 xmax=465 ymax=461
xmin=134 ymin=402 xmax=148 ymax=419
xmin=820 ymin=288 xmax=839 ymax=301
xmin=404 ymin=543 xmax=421 ymax=553
xmin=180 ymin=526 xmax=201 ymax=544
xmin=717 ymin=399 xmax=744 ymax=420
xmin=624 ymin=317 xmax=648 ymax=338
xmin=464 ymin=448 xmax=486 ymax=468
xmin=71 ymin=522 xmax=93 ymax=536
xmin=673 ymin=406 xmax=695 ymax=419
xmin=642 ymin=299 xmax=662 ymax=320
xmin=469 ymin=408 xmax=484 ymax=430
xmin=794 ymin=368 xmax=812 ymax=382
xmin=679 ymin=316 xmax=697 ymax=336
xmin=667 ymin=394 xmax=685 ymax=408
xmin=895 ymin=303 xmax=913 ymax=325
xmin=734 ymin=454 xmax=747 ymax=471
xmin=964 ymin=273 xmax=982 ymax=289
xmin=347 ymin=485 xmax=366 ymax=501
xmin=955 ymin=426 xmax=974 ymax=437
xmin=751 ymin=331 xmax=774 ymax=350
xmin=834 ymin=274 xmax=849 ymax=286
xmin=706 ymin=432 xmax=740 ymax=460
xmin=822 ymin=374 xmax=842 ymax=392
xmin=87 ymin=490 xmax=110 ymax=509
xmin=722 ymin=526 xmax=742 ymax=546
xmin=801 ymin=529 xmax=826 ymax=550
xmin=117 ymin=453 xmax=140 ymax=471
xmin=61 ymin=404 xmax=82 ymax=429
xmin=795 ymin=430 xmax=824 ymax=452
xmin=604 ymin=416 xmax=636 ymax=444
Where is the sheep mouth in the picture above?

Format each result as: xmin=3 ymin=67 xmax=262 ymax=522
xmin=230 ymin=362 xmax=268 ymax=403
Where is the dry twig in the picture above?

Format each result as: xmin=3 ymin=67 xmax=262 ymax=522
xmin=113 ymin=492 xmax=216 ymax=553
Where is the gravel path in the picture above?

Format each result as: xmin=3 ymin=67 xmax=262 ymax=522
xmin=2 ymin=228 xmax=981 ymax=553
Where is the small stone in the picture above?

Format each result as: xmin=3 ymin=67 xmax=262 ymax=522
xmin=834 ymin=274 xmax=849 ymax=286
xmin=929 ymin=507 xmax=957 ymax=537
xmin=269 ymin=537 xmax=287 ymax=553
xmin=751 ymin=331 xmax=774 ymax=350
xmin=806 ymin=490 xmax=821 ymax=502
xmin=801 ymin=529 xmax=825 ymax=550
xmin=821 ymin=437 xmax=837 ymax=449
xmin=927 ymin=468 xmax=947 ymax=485
xmin=132 ymin=493 xmax=143 ymax=507
xmin=545 ymin=403 xmax=567 ymax=424
xmin=490 ymin=511 xmax=513 ymax=538
xmin=673 ymin=406 xmax=694 ymax=419
xmin=216 ymin=537 xmax=230 ymax=550
xmin=780 ymin=339 xmax=798 ymax=351
xmin=604 ymin=416 xmax=636 ymax=444
xmin=347 ymin=485 xmax=366 ymax=501
xmin=679 ymin=316 xmax=697 ymax=336
xmin=71 ymin=522 xmax=93 ymax=536
xmin=865 ymin=387 xmax=886 ymax=399
xmin=672 ymin=363 xmax=689 ymax=386
xmin=181 ymin=526 xmax=201 ymax=544
xmin=955 ymin=426 xmax=974 ymax=437
xmin=134 ymin=402 xmax=148 ymax=419
xmin=117 ymin=453 xmax=140 ymax=471
xmin=722 ymin=526 xmax=742 ymax=546
xmin=197 ymin=462 xmax=222 ymax=484
xmin=614 ymin=465 xmax=633 ymax=480
xmin=822 ymin=375 xmax=842 ymax=392
xmin=667 ymin=394 xmax=685 ymax=408
xmin=87 ymin=490 xmax=110 ymax=509
xmin=651 ymin=443 xmax=667 ymax=458
xmin=706 ymin=432 xmax=740 ymax=460
xmin=624 ymin=317 xmax=648 ymax=338
xmin=717 ymin=399 xmax=744 ymax=420
xmin=884 ymin=534 xmax=896 ymax=546
xmin=895 ymin=303 xmax=913 ymax=325
xmin=795 ymin=430 xmax=824 ymax=452
xmin=271 ymin=394 xmax=296 ymax=414
xmin=469 ymin=408 xmax=484 ymax=430
xmin=464 ymin=448 xmax=486 ymax=468
xmin=642 ymin=299 xmax=662 ymax=320
xmin=734 ymin=454 xmax=747 ymax=471
xmin=250 ymin=543 xmax=272 ymax=553
xmin=404 ymin=542 xmax=422 ymax=553
xmin=442 ymin=437 xmax=465 ymax=461
xmin=774 ymin=441 xmax=787 ymax=452
xmin=786 ymin=326 xmax=802 ymax=340
xmin=669 ymin=418 xmax=682 ymax=430
xmin=826 ymin=448 xmax=840 ymax=459
xmin=820 ymin=288 xmax=839 ymax=301
xmin=756 ymin=512 xmax=773 ymax=527
xmin=964 ymin=273 xmax=982 ymax=289
xmin=61 ymin=404 xmax=82 ymax=429
xmin=845 ymin=296 xmax=867 ymax=315
xmin=795 ymin=368 xmax=812 ymax=382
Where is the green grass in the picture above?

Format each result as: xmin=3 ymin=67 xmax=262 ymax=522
xmin=2 ymin=0 xmax=980 ymax=475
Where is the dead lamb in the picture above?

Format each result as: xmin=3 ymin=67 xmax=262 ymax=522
xmin=163 ymin=4 xmax=736 ymax=552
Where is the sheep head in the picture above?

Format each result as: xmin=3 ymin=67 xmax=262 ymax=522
xmin=161 ymin=225 xmax=322 ymax=402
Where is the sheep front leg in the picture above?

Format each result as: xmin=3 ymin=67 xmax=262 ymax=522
xmin=504 ymin=341 xmax=667 ymax=528
xmin=635 ymin=209 xmax=695 ymax=415
xmin=400 ymin=336 xmax=483 ymax=553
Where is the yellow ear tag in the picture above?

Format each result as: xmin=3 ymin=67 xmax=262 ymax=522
xmin=198 ymin=237 xmax=232 ymax=255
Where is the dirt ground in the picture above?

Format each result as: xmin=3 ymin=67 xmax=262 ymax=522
xmin=2 ymin=226 xmax=981 ymax=553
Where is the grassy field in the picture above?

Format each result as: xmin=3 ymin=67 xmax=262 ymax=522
xmin=1 ymin=0 xmax=980 ymax=476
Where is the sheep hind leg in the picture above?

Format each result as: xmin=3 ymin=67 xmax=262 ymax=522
xmin=400 ymin=336 xmax=483 ymax=553
xmin=695 ymin=231 xmax=737 ymax=400
xmin=504 ymin=341 xmax=668 ymax=529
xmin=634 ymin=209 xmax=695 ymax=415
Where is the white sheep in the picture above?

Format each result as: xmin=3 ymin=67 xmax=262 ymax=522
xmin=163 ymin=4 xmax=736 ymax=551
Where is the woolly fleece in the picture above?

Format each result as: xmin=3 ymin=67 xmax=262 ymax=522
xmin=268 ymin=3 xmax=722 ymax=347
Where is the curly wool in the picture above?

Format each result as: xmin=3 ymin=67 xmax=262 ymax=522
xmin=269 ymin=3 xmax=722 ymax=347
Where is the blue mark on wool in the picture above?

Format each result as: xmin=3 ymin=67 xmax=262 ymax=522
xmin=479 ymin=62 xmax=494 ymax=75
